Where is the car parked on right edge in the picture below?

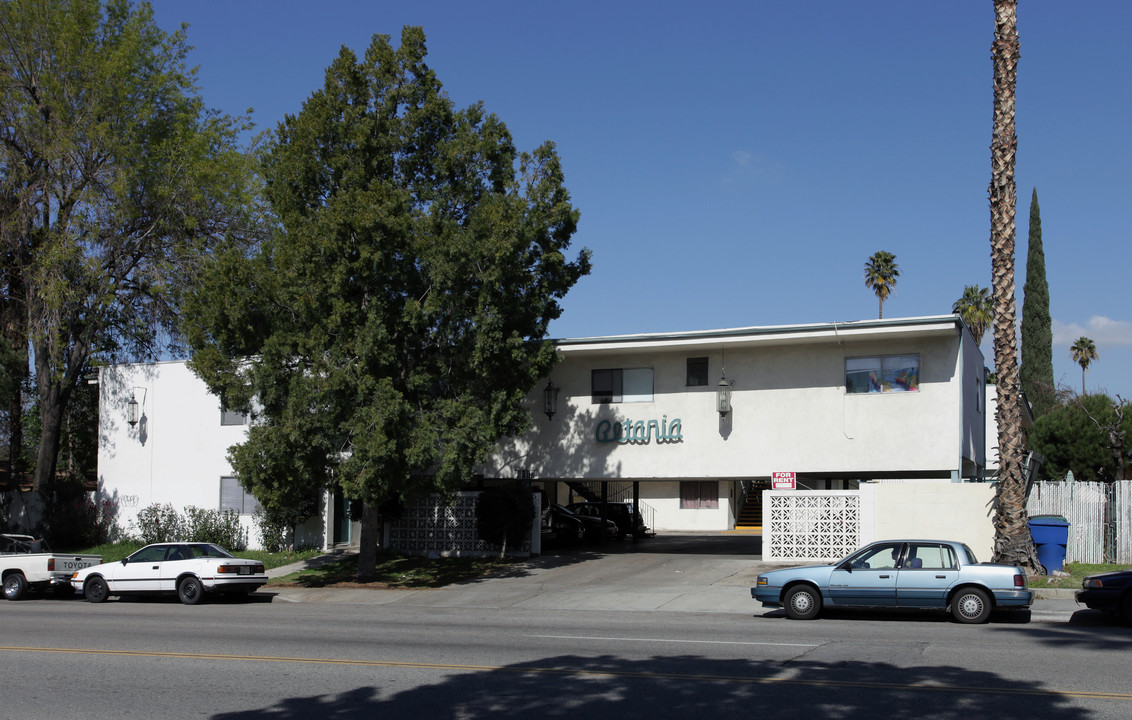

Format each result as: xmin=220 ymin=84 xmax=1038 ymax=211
xmin=1076 ymin=569 xmax=1132 ymax=624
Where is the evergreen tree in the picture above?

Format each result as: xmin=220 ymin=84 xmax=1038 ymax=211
xmin=1020 ymin=188 xmax=1054 ymax=417
xmin=184 ymin=28 xmax=590 ymax=579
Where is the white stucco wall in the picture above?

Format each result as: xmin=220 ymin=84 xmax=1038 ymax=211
xmin=489 ymin=327 xmax=976 ymax=483
xmin=860 ymin=482 xmax=996 ymax=560
xmin=97 ymin=362 xmax=274 ymax=548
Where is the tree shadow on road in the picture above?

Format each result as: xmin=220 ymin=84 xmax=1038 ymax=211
xmin=210 ymin=652 xmax=1096 ymax=720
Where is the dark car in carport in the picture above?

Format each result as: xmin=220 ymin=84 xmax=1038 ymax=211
xmin=541 ymin=505 xmax=618 ymax=544
xmin=566 ymin=502 xmax=650 ymax=539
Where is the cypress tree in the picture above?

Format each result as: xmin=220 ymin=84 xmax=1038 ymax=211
xmin=1020 ymin=188 xmax=1055 ymax=416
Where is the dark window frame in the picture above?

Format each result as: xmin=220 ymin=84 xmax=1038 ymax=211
xmin=686 ymin=357 xmax=709 ymax=387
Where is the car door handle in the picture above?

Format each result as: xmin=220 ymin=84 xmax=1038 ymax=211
xmin=936 ymin=575 xmax=946 ymax=579
xmin=880 ymin=574 xmax=890 ymax=578
xmin=152 ymin=565 xmax=159 ymax=569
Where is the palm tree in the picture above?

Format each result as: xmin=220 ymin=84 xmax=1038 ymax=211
xmin=988 ymin=0 xmax=1039 ymax=572
xmin=952 ymin=285 xmax=992 ymax=345
xmin=864 ymin=251 xmax=899 ymax=319
xmin=1070 ymin=336 xmax=1098 ymax=395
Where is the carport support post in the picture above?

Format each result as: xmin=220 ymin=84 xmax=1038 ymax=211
xmin=633 ymin=482 xmax=640 ymax=540
xmin=601 ymin=481 xmax=609 ymax=544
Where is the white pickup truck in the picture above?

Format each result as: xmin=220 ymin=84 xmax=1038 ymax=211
xmin=2 ymin=534 xmax=102 ymax=600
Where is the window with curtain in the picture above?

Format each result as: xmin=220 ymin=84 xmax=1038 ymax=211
xmin=845 ymin=354 xmax=919 ymax=393
xmin=680 ymin=481 xmax=718 ymax=509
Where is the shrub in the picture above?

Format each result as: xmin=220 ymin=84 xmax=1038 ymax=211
xmin=37 ymin=489 xmax=121 ymax=549
xmin=475 ymin=483 xmax=536 ymax=557
xmin=253 ymin=504 xmax=313 ymax=553
xmin=184 ymin=506 xmax=248 ymax=551
xmin=134 ymin=503 xmax=186 ymax=544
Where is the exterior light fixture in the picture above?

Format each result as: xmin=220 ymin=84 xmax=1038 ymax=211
xmin=717 ymin=376 xmax=732 ymax=416
xmin=127 ymin=393 xmax=140 ymax=427
xmin=543 ymin=380 xmax=560 ymax=420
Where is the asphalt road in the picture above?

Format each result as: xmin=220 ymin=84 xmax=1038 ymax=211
xmin=2 ymin=534 xmax=1129 ymax=719
xmin=1 ymin=594 xmax=1130 ymax=719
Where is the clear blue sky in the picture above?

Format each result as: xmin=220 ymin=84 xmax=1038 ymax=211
xmin=150 ymin=0 xmax=1132 ymax=400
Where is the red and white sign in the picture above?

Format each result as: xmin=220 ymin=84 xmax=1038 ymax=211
xmin=772 ymin=471 xmax=796 ymax=490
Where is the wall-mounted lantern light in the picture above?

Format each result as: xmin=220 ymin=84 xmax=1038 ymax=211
xmin=717 ymin=376 xmax=732 ymax=416
xmin=543 ymin=380 xmax=560 ymax=420
xmin=127 ymin=392 xmax=140 ymax=427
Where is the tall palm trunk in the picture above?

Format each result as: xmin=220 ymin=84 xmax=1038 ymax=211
xmin=989 ymin=0 xmax=1040 ymax=573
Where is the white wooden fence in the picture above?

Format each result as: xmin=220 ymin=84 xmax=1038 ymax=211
xmin=1026 ymin=481 xmax=1132 ymax=564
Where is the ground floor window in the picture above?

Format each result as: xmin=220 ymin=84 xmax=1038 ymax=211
xmin=680 ymin=481 xmax=718 ymax=509
xmin=220 ymin=476 xmax=262 ymax=515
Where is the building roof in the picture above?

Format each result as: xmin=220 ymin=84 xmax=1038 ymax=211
xmin=555 ymin=315 xmax=966 ymax=356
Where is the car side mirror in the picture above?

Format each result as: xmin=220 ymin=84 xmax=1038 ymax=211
xmin=837 ymin=561 xmax=853 ymax=572
xmin=120 ymin=558 xmax=129 ymax=565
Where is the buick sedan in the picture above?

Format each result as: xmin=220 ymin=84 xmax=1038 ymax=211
xmin=752 ymin=539 xmax=1033 ymax=624
xmin=71 ymin=542 xmax=267 ymax=605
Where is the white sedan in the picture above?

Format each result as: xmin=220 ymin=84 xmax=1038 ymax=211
xmin=71 ymin=542 xmax=267 ymax=605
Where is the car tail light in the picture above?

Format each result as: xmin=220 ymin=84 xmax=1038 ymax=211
xmin=216 ymin=565 xmax=236 ymax=574
xmin=1013 ymin=573 xmax=1025 ymax=588
xmin=48 ymin=558 xmax=55 ymax=572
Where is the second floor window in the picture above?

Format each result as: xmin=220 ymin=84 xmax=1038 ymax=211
xmin=592 ymin=368 xmax=653 ymax=403
xmin=846 ymin=354 xmax=919 ymax=394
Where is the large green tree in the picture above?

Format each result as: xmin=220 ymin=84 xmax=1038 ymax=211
xmin=0 ymin=0 xmax=256 ymax=492
xmin=1030 ymin=393 xmax=1130 ymax=483
xmin=184 ymin=27 xmax=590 ymax=579
xmin=988 ymin=0 xmax=1040 ymax=572
xmin=1020 ymin=188 xmax=1054 ymax=417
xmin=864 ymin=250 xmax=899 ymax=319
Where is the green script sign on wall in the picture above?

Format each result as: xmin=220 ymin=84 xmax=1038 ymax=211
xmin=595 ymin=416 xmax=683 ymax=445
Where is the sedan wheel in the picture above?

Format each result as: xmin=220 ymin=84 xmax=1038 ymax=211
xmin=783 ymin=584 xmax=822 ymax=620
xmin=951 ymin=587 xmax=991 ymax=624
xmin=84 ymin=576 xmax=110 ymax=604
xmin=177 ymin=576 xmax=204 ymax=605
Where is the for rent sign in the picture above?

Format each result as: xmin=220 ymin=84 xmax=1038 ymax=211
xmin=772 ymin=471 xmax=796 ymax=490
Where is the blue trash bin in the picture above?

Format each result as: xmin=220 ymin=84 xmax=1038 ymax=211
xmin=1028 ymin=514 xmax=1070 ymax=573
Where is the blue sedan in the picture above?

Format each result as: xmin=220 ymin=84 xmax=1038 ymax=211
xmin=752 ymin=539 xmax=1033 ymax=623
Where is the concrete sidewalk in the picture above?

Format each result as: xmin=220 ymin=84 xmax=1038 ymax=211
xmin=261 ymin=536 xmax=1087 ymax=623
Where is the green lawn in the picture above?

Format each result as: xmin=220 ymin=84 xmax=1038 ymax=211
xmin=1029 ymin=562 xmax=1131 ymax=589
xmin=267 ymin=552 xmax=520 ymax=589
xmin=72 ymin=542 xmax=515 ymax=588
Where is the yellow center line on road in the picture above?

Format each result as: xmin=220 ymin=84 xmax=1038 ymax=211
xmin=3 ymin=646 xmax=1130 ymax=702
